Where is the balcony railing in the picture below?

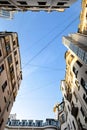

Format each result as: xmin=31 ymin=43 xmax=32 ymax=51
xmin=6 ymin=119 xmax=59 ymax=128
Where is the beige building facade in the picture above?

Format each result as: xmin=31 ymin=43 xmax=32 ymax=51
xmin=54 ymin=50 xmax=87 ymax=130
xmin=0 ymin=32 xmax=22 ymax=130
xmin=0 ymin=0 xmax=77 ymax=12
xmin=54 ymin=0 xmax=87 ymax=129
xmin=78 ymin=0 xmax=87 ymax=34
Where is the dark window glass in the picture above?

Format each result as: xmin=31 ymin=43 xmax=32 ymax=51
xmin=0 ymin=107 xmax=1 ymax=113
xmin=38 ymin=2 xmax=46 ymax=5
xmin=64 ymin=128 xmax=68 ymax=130
xmin=4 ymin=96 xmax=7 ymax=103
xmin=2 ymin=81 xmax=7 ymax=92
xmin=0 ymin=118 xmax=4 ymax=127
xmin=0 ymin=1 xmax=10 ymax=4
xmin=0 ymin=64 xmax=4 ymax=73
xmin=13 ymin=41 xmax=16 ymax=46
xmin=73 ymin=66 xmax=78 ymax=78
xmin=0 ymin=50 xmax=2 ymax=57
xmin=83 ymin=94 xmax=87 ymax=104
xmin=7 ymin=101 xmax=10 ymax=112
xmin=14 ymin=50 xmax=17 ymax=55
xmin=80 ymin=78 xmax=87 ymax=91
xmin=16 ymin=60 xmax=18 ymax=65
xmin=8 ymin=5 xmax=16 ymax=8
xmin=57 ymin=2 xmax=67 ymax=5
xmin=85 ymin=71 xmax=87 ymax=74
xmin=60 ymin=114 xmax=65 ymax=124
xmin=80 ymin=107 xmax=85 ymax=117
xmin=76 ymin=60 xmax=82 ymax=67
xmin=81 ymin=78 xmax=85 ymax=87
xmin=9 ymin=66 xmax=14 ymax=80
xmin=17 ymin=1 xmax=27 ymax=5
xmin=7 ymin=55 xmax=12 ymax=65
xmin=6 ymin=43 xmax=11 ymax=53
xmin=72 ymin=121 xmax=76 ymax=130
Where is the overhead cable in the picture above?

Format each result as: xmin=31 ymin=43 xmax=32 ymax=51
xmin=23 ymin=15 xmax=79 ymax=69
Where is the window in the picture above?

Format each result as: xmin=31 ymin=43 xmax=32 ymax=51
xmin=76 ymin=60 xmax=82 ymax=67
xmin=38 ymin=2 xmax=46 ymax=5
xmin=60 ymin=114 xmax=65 ymax=124
xmin=7 ymin=90 xmax=9 ymax=95
xmin=73 ymin=66 xmax=78 ymax=78
xmin=0 ymin=118 xmax=4 ymax=127
xmin=0 ymin=64 xmax=4 ymax=73
xmin=0 ymin=50 xmax=2 ymax=57
xmin=72 ymin=121 xmax=76 ymax=130
xmin=9 ymin=66 xmax=14 ymax=80
xmin=85 ymin=71 xmax=87 ymax=74
xmin=57 ymin=2 xmax=67 ymax=5
xmin=16 ymin=60 xmax=18 ymax=65
xmin=17 ymin=1 xmax=27 ymax=5
xmin=28 ymin=121 xmax=33 ymax=126
xmin=8 ymin=5 xmax=16 ymax=8
xmin=4 ymin=96 xmax=7 ymax=103
xmin=14 ymin=50 xmax=17 ymax=55
xmin=64 ymin=128 xmax=68 ymax=130
xmin=10 ymin=66 xmax=14 ymax=73
xmin=5 ymin=42 xmax=11 ymax=53
xmin=80 ymin=107 xmax=85 ymax=117
xmin=13 ymin=41 xmax=16 ymax=46
xmin=80 ymin=78 xmax=87 ymax=91
xmin=0 ymin=1 xmax=10 ymax=4
xmin=7 ymin=55 xmax=12 ymax=65
xmin=7 ymin=101 xmax=10 ymax=112
xmin=84 ymin=52 xmax=87 ymax=64
xmin=58 ymin=103 xmax=64 ymax=113
xmin=0 ymin=107 xmax=1 ymax=113
xmin=2 ymin=80 xmax=7 ymax=92
xmin=83 ymin=94 xmax=87 ymax=104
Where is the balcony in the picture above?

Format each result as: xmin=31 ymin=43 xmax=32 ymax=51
xmin=57 ymin=102 xmax=64 ymax=114
xmin=6 ymin=118 xmax=59 ymax=128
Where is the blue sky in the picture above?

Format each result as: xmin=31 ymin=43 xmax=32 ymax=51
xmin=0 ymin=0 xmax=81 ymax=120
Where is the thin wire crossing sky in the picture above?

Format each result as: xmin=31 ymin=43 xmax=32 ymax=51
xmin=0 ymin=0 xmax=81 ymax=120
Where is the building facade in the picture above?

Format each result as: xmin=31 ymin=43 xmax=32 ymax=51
xmin=54 ymin=50 xmax=87 ymax=130
xmin=0 ymin=0 xmax=77 ymax=12
xmin=0 ymin=9 xmax=14 ymax=19
xmin=78 ymin=0 xmax=87 ymax=34
xmin=0 ymin=32 xmax=22 ymax=130
xmin=54 ymin=0 xmax=87 ymax=129
xmin=63 ymin=33 xmax=87 ymax=65
xmin=5 ymin=114 xmax=60 ymax=130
